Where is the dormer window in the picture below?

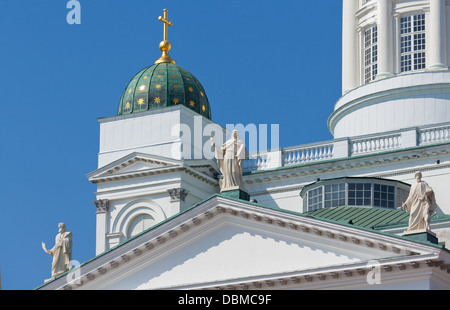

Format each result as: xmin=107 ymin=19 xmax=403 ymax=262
xmin=301 ymin=177 xmax=410 ymax=212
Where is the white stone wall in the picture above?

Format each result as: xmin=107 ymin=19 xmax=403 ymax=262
xmin=331 ymin=72 xmax=450 ymax=138
xmin=97 ymin=105 xmax=226 ymax=168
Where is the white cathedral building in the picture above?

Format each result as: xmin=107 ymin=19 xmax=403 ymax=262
xmin=38 ymin=0 xmax=450 ymax=290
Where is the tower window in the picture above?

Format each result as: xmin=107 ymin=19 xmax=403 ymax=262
xmin=364 ymin=25 xmax=378 ymax=84
xmin=400 ymin=14 xmax=426 ymax=73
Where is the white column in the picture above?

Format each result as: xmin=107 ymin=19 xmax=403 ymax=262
xmin=342 ymin=0 xmax=358 ymax=94
xmin=94 ymin=199 xmax=109 ymax=255
xmin=428 ymin=0 xmax=448 ymax=70
xmin=376 ymin=0 xmax=394 ymax=80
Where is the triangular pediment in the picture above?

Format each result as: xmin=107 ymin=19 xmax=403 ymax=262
xmin=39 ymin=195 xmax=448 ymax=290
xmin=87 ymin=152 xmax=181 ymax=179
xmin=86 ymin=153 xmax=219 ymax=184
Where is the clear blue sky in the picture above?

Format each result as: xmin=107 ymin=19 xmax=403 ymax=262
xmin=0 ymin=0 xmax=342 ymax=290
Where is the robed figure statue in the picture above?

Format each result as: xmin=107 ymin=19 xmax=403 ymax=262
xmin=42 ymin=223 xmax=73 ymax=279
xmin=211 ymin=130 xmax=247 ymax=192
xmin=402 ymin=171 xmax=436 ymax=232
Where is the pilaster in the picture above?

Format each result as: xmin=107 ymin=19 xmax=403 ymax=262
xmin=94 ymin=199 xmax=110 ymax=255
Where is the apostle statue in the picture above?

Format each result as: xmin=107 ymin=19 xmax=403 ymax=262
xmin=211 ymin=130 xmax=247 ymax=192
xmin=402 ymin=171 xmax=436 ymax=232
xmin=42 ymin=223 xmax=73 ymax=279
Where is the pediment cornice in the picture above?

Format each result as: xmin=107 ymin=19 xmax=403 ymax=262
xmin=87 ymin=153 xmax=219 ymax=186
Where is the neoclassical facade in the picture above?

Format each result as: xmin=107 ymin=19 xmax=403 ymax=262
xmin=37 ymin=1 xmax=450 ymax=290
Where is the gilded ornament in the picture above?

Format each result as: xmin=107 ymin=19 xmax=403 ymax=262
xmin=155 ymin=9 xmax=176 ymax=64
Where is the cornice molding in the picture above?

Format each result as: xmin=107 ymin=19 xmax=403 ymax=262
xmin=89 ymin=157 xmax=219 ymax=187
xmin=196 ymin=255 xmax=449 ymax=290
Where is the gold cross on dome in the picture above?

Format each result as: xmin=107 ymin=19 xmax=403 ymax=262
xmin=155 ymin=9 xmax=176 ymax=64
xmin=158 ymin=9 xmax=172 ymax=42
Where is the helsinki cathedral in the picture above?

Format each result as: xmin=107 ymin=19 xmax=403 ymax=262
xmin=38 ymin=1 xmax=450 ymax=290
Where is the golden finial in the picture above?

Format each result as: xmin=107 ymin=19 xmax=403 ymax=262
xmin=155 ymin=9 xmax=176 ymax=64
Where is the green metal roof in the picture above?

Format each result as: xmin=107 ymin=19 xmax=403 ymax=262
xmin=305 ymin=206 xmax=450 ymax=230
xmin=118 ymin=63 xmax=211 ymax=119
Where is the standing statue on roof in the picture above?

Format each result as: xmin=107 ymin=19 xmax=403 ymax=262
xmin=211 ymin=130 xmax=247 ymax=192
xmin=402 ymin=171 xmax=437 ymax=232
xmin=42 ymin=223 xmax=73 ymax=280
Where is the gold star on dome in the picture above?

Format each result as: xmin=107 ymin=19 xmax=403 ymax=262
xmin=143 ymin=76 xmax=148 ymax=79
xmin=125 ymin=102 xmax=131 ymax=109
xmin=173 ymin=84 xmax=178 ymax=89
xmin=186 ymin=77 xmax=190 ymax=81
xmin=128 ymin=88 xmax=133 ymax=94
xmin=157 ymin=75 xmax=162 ymax=78
xmin=155 ymin=84 xmax=162 ymax=89
xmin=188 ymin=87 xmax=194 ymax=93
xmin=200 ymin=91 xmax=204 ymax=97
xmin=202 ymin=105 xmax=206 ymax=112
xmin=189 ymin=100 xmax=195 ymax=107
xmin=172 ymin=74 xmax=177 ymax=78
xmin=154 ymin=97 xmax=161 ymax=104
xmin=137 ymin=98 xmax=144 ymax=105
xmin=173 ymin=98 xmax=180 ymax=104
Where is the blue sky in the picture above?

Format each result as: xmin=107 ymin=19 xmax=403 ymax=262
xmin=0 ymin=0 xmax=342 ymax=289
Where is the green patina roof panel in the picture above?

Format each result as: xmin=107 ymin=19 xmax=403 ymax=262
xmin=306 ymin=206 xmax=450 ymax=229
xmin=306 ymin=207 xmax=411 ymax=229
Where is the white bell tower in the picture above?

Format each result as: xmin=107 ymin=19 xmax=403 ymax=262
xmin=331 ymin=0 xmax=450 ymax=139
xmin=88 ymin=9 xmax=226 ymax=255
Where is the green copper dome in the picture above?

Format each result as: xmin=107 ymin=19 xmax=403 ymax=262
xmin=118 ymin=63 xmax=211 ymax=119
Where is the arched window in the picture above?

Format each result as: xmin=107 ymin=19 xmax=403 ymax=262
xmin=127 ymin=214 xmax=156 ymax=238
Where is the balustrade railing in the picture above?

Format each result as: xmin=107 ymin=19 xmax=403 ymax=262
xmin=243 ymin=153 xmax=269 ymax=172
xmin=419 ymin=125 xmax=450 ymax=145
xmin=243 ymin=122 xmax=450 ymax=173
xmin=283 ymin=142 xmax=334 ymax=166
xmin=350 ymin=134 xmax=402 ymax=156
